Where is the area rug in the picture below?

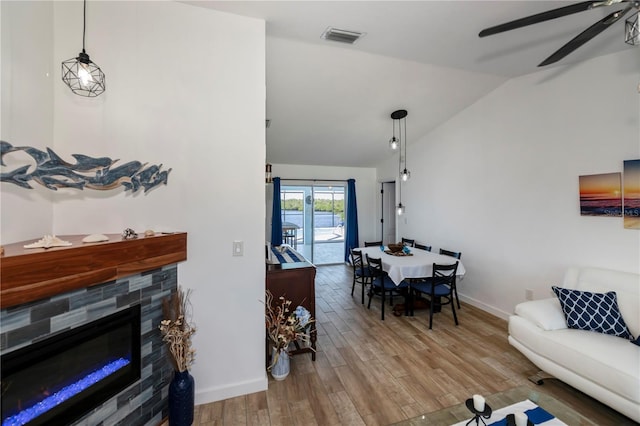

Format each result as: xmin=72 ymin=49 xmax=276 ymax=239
xmin=451 ymin=400 xmax=568 ymax=426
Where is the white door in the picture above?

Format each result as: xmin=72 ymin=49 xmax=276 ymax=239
xmin=381 ymin=182 xmax=396 ymax=245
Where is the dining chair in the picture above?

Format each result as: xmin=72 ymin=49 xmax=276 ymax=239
xmin=364 ymin=240 xmax=383 ymax=247
xmin=415 ymin=243 xmax=431 ymax=251
xmin=282 ymin=230 xmax=295 ymax=247
xmin=439 ymin=248 xmax=461 ymax=259
xmin=401 ymin=237 xmax=415 ymax=247
xmin=439 ymin=248 xmax=462 ymax=308
xmin=410 ymin=262 xmax=459 ymax=329
xmin=350 ymin=249 xmax=373 ymax=304
xmin=366 ymin=254 xmax=408 ymax=320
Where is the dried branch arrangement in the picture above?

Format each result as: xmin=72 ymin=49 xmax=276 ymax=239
xmin=265 ymin=290 xmax=314 ymax=369
xmin=160 ymin=286 xmax=196 ymax=372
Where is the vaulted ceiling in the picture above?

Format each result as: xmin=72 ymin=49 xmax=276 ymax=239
xmin=184 ymin=1 xmax=637 ymax=167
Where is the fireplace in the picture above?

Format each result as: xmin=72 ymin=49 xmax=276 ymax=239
xmin=2 ymin=305 xmax=141 ymax=426
xmin=1 ymin=233 xmax=187 ymax=425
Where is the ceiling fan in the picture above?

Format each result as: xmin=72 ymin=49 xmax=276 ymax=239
xmin=479 ymin=0 xmax=640 ymax=66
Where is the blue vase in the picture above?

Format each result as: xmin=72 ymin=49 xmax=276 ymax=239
xmin=169 ymin=370 xmax=194 ymax=426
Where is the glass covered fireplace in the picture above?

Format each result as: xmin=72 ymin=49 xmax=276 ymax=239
xmin=1 ymin=305 xmax=141 ymax=426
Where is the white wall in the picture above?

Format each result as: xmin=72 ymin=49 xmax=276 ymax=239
xmin=269 ymin=163 xmax=378 ymax=246
xmin=380 ymin=49 xmax=640 ymax=319
xmin=2 ymin=1 xmax=267 ymax=404
xmin=1 ymin=1 xmax=54 ymax=243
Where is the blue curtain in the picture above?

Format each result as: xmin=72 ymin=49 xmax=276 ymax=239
xmin=344 ymin=178 xmax=359 ymax=262
xmin=270 ymin=177 xmax=283 ymax=246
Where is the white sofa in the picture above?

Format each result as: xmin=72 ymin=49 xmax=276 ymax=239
xmin=508 ymin=266 xmax=640 ymax=423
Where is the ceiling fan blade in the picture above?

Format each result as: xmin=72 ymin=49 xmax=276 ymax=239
xmin=479 ymin=1 xmax=599 ymax=37
xmin=538 ymin=7 xmax=631 ymax=66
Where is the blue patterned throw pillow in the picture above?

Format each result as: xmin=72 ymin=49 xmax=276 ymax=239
xmin=552 ymin=286 xmax=631 ymax=339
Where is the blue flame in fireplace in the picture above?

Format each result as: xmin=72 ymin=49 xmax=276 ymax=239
xmin=2 ymin=358 xmax=130 ymax=426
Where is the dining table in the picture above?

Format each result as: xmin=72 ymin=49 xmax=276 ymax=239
xmin=356 ymin=245 xmax=466 ymax=285
xmin=358 ymin=245 xmax=466 ymax=316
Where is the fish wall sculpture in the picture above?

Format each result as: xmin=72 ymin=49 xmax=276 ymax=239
xmin=0 ymin=141 xmax=171 ymax=193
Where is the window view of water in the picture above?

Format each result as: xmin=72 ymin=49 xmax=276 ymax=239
xmin=280 ymin=185 xmax=345 ymax=264
xmin=282 ymin=211 xmax=344 ymax=243
xmin=281 ymin=211 xmax=343 ymax=229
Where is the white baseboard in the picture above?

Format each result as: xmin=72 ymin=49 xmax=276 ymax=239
xmin=458 ymin=294 xmax=511 ymax=321
xmin=195 ymin=375 xmax=268 ymax=405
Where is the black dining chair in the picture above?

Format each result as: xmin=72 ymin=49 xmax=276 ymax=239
xmin=364 ymin=240 xmax=383 ymax=247
xmin=415 ymin=243 xmax=431 ymax=252
xmin=439 ymin=248 xmax=462 ymax=308
xmin=282 ymin=229 xmax=296 ymax=247
xmin=439 ymin=248 xmax=461 ymax=259
xmin=401 ymin=237 xmax=415 ymax=247
xmin=350 ymin=249 xmax=373 ymax=304
xmin=366 ymin=254 xmax=408 ymax=320
xmin=410 ymin=262 xmax=459 ymax=329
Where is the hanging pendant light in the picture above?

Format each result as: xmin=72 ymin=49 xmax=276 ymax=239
xmin=400 ymin=111 xmax=410 ymax=181
xmin=61 ymin=0 xmax=105 ymax=97
xmin=390 ymin=109 xmax=409 ymax=215
xmin=389 ymin=136 xmax=399 ymax=150
xmin=389 ymin=118 xmax=399 ymax=150
xmin=390 ymin=109 xmax=410 ymax=181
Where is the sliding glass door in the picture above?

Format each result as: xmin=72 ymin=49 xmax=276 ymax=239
xmin=281 ymin=183 xmax=345 ymax=265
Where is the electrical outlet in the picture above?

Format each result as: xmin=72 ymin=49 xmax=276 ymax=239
xmin=233 ymin=240 xmax=243 ymax=256
xmin=525 ymin=289 xmax=534 ymax=301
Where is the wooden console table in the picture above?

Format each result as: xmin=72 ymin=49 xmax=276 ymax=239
xmin=266 ymin=261 xmax=317 ymax=361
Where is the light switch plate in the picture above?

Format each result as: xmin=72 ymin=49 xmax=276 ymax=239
xmin=233 ymin=240 xmax=243 ymax=256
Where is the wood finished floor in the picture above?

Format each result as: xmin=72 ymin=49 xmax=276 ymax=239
xmin=193 ymin=264 xmax=636 ymax=425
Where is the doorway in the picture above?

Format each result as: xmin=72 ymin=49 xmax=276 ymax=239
xmin=281 ymin=183 xmax=345 ymax=265
xmin=381 ymin=181 xmax=396 ymax=245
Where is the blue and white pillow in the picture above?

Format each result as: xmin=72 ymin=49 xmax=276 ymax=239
xmin=552 ymin=286 xmax=631 ymax=339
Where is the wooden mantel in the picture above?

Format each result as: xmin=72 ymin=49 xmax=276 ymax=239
xmin=0 ymin=232 xmax=187 ymax=309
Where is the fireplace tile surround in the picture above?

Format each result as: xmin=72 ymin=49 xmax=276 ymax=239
xmin=1 ymin=265 xmax=177 ymax=425
xmin=0 ymin=233 xmax=187 ymax=426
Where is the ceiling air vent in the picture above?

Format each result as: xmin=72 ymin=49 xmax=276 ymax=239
xmin=320 ymin=27 xmax=365 ymax=45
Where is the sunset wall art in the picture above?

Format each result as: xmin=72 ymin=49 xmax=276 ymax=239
xmin=623 ymin=159 xmax=640 ymax=229
xmin=579 ymin=173 xmax=622 ymax=217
